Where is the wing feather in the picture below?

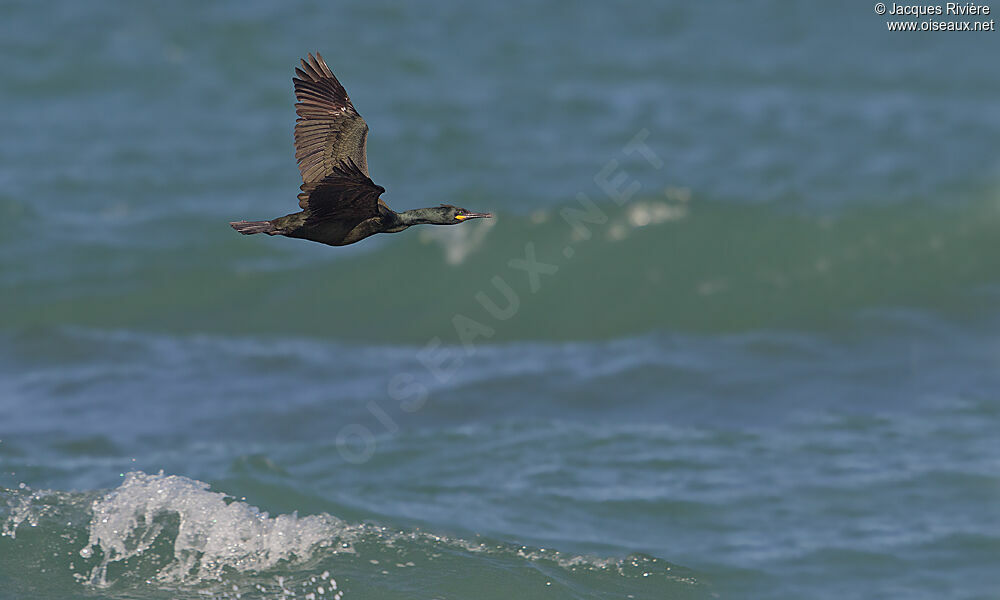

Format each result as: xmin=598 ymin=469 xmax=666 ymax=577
xmin=298 ymin=159 xmax=384 ymax=227
xmin=292 ymin=52 xmax=370 ymax=184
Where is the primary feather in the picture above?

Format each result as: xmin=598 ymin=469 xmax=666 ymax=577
xmin=293 ymin=52 xmax=370 ymax=182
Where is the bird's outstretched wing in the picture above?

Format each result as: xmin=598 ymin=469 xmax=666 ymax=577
xmin=298 ymin=158 xmax=384 ymax=223
xmin=293 ymin=52 xmax=370 ymax=183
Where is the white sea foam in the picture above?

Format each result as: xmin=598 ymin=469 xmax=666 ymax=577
xmin=4 ymin=471 xmax=690 ymax=598
xmin=80 ymin=471 xmax=350 ymax=587
xmin=418 ymin=216 xmax=497 ymax=265
xmin=606 ymin=199 xmax=688 ymax=242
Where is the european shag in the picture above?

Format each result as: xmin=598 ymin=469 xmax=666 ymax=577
xmin=230 ymin=52 xmax=492 ymax=246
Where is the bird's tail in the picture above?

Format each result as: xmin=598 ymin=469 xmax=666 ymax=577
xmin=229 ymin=220 xmax=275 ymax=235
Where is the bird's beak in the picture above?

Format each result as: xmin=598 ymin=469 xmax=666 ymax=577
xmin=456 ymin=212 xmax=493 ymax=221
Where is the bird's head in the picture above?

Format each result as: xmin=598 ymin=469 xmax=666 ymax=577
xmin=434 ymin=204 xmax=493 ymax=225
xmin=398 ymin=204 xmax=493 ymax=226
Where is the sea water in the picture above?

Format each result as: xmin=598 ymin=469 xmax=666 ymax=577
xmin=1 ymin=1 xmax=999 ymax=598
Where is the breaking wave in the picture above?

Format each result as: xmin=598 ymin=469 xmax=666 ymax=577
xmin=1 ymin=471 xmax=708 ymax=599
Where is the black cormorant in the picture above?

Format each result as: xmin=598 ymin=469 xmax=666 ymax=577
xmin=230 ymin=53 xmax=492 ymax=246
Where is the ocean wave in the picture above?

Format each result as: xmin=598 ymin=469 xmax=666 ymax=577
xmin=3 ymin=194 xmax=998 ymax=343
xmin=1 ymin=471 xmax=708 ymax=599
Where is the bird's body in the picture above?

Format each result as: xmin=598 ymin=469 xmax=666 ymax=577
xmin=230 ymin=53 xmax=491 ymax=246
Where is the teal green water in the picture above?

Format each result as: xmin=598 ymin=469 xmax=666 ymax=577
xmin=2 ymin=1 xmax=1000 ymax=599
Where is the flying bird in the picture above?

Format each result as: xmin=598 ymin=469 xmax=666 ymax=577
xmin=230 ymin=52 xmax=492 ymax=246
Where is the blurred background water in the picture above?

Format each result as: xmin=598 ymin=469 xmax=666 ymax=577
xmin=1 ymin=1 xmax=999 ymax=598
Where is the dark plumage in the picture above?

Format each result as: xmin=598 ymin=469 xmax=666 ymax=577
xmin=230 ymin=52 xmax=492 ymax=246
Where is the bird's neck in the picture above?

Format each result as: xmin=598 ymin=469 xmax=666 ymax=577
xmin=397 ymin=207 xmax=443 ymax=226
